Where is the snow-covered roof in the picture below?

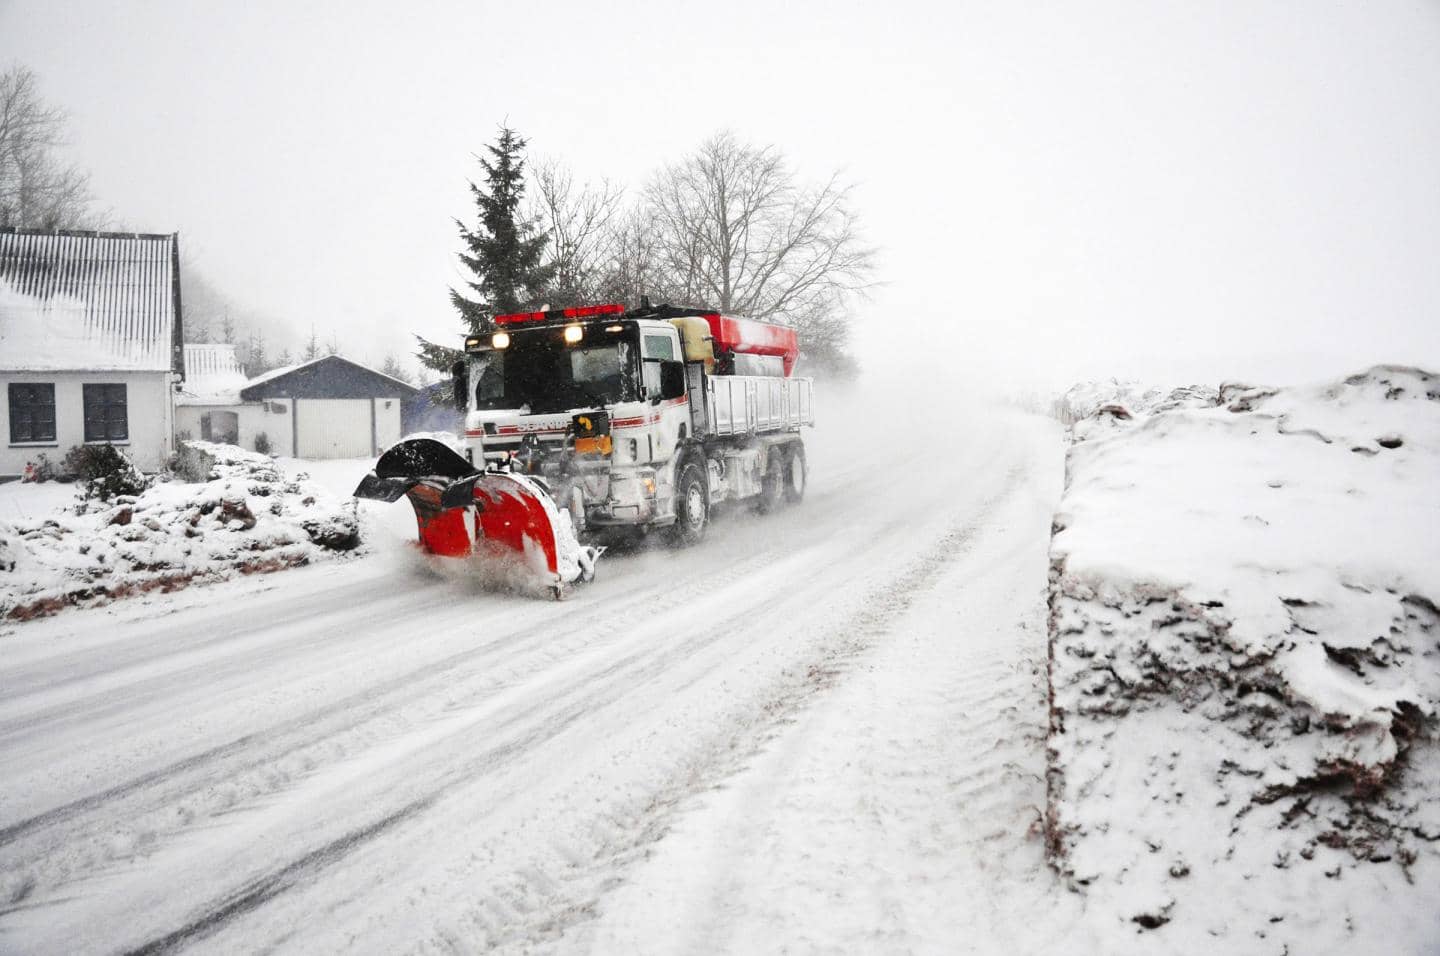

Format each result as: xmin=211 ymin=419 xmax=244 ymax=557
xmin=0 ymin=229 xmax=183 ymax=374
xmin=239 ymin=355 xmax=418 ymax=401
xmin=240 ymin=360 xmax=306 ymax=391
xmin=176 ymin=343 xmax=250 ymax=405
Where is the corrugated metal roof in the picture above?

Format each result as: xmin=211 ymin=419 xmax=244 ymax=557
xmin=177 ymin=343 xmax=249 ymax=405
xmin=0 ymin=228 xmax=184 ymax=374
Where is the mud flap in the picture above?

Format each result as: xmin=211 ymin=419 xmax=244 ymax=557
xmin=354 ymin=438 xmax=600 ymax=591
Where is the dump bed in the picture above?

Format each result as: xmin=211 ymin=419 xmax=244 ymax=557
xmin=706 ymin=375 xmax=814 ymax=435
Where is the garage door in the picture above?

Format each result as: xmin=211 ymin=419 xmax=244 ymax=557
xmin=296 ymin=399 xmax=374 ymax=459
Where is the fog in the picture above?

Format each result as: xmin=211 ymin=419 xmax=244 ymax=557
xmin=4 ymin=0 xmax=1437 ymax=391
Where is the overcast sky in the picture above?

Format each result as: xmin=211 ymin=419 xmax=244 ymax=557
xmin=3 ymin=0 xmax=1438 ymax=390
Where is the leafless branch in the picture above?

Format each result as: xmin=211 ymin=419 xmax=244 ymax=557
xmin=0 ymin=66 xmax=98 ymax=230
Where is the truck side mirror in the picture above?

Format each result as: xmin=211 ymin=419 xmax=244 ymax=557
xmin=451 ymin=360 xmax=468 ymax=410
xmin=660 ymin=361 xmax=687 ymax=401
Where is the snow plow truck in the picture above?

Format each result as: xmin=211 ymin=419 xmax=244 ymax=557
xmin=354 ymin=302 xmax=815 ymax=597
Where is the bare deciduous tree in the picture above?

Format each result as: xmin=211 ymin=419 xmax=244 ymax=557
xmin=642 ymin=131 xmax=874 ymax=371
xmin=594 ymin=207 xmax=671 ymax=306
xmin=0 ymin=67 xmax=97 ymax=229
xmin=526 ymin=157 xmax=625 ymax=307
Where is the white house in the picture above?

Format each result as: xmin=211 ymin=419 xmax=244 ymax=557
xmin=174 ymin=343 xmax=294 ymax=454
xmin=0 ymin=229 xmax=185 ymax=479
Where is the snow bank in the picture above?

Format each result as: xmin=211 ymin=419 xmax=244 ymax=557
xmin=0 ymin=442 xmax=359 ymax=622
xmin=1046 ymin=366 xmax=1440 ymax=950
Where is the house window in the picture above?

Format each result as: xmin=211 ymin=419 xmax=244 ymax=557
xmin=8 ymin=383 xmax=57 ymax=443
xmin=83 ymin=383 xmax=128 ymax=442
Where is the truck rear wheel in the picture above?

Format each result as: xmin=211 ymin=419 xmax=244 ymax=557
xmin=783 ymin=444 xmax=807 ymax=504
xmin=755 ymin=452 xmax=783 ymax=514
xmin=669 ymin=459 xmax=709 ymax=546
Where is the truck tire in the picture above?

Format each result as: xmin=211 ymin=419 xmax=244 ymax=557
xmin=783 ymin=443 xmax=807 ymax=504
xmin=669 ymin=458 xmax=709 ymax=546
xmin=755 ymin=451 xmax=783 ymax=514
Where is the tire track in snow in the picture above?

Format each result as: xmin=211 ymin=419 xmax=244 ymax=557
xmin=2 ymin=453 xmax=914 ymax=930
xmin=100 ymin=456 xmax=1028 ymax=955
xmin=0 ymin=417 xmax=1034 ymax=953
xmin=581 ymin=435 xmax=1067 ymax=954
xmin=401 ymin=459 xmax=1036 ymax=953
xmin=0 ymin=533 xmax=803 ymax=869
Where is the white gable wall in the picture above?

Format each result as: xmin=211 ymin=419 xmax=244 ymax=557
xmin=175 ymin=400 xmax=295 ymax=457
xmin=2 ymin=370 xmax=173 ymax=478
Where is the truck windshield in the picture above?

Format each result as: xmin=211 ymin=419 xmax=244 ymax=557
xmin=472 ymin=333 xmax=637 ymax=413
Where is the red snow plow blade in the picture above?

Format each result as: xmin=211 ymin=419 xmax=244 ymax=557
xmin=354 ymin=438 xmax=598 ymax=595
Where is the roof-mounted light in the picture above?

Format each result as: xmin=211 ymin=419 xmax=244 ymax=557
xmin=494 ymin=303 xmax=627 ymax=326
xmin=492 ymin=331 xmax=510 ymax=349
xmin=493 ymin=310 xmax=548 ymax=325
xmin=560 ymin=303 xmax=626 ymax=319
xmin=563 ymin=324 xmax=583 ymax=344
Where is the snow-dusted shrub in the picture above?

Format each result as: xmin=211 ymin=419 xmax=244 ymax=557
xmin=63 ymin=443 xmax=149 ymax=501
xmin=253 ymin=431 xmax=272 ymax=455
xmin=1045 ymin=366 xmax=1440 ymax=947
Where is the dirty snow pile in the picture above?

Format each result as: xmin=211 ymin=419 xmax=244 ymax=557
xmin=0 ymin=442 xmax=359 ymax=621
xmin=1052 ymin=378 xmax=1220 ymax=441
xmin=1046 ymin=366 xmax=1440 ymax=952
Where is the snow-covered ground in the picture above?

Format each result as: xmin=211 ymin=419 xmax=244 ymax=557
xmin=0 ymin=443 xmax=358 ymax=621
xmin=1047 ymin=366 xmax=1440 ymax=952
xmin=0 ymin=383 xmax=1076 ymax=954
xmin=1 ymin=371 xmax=1435 ymax=954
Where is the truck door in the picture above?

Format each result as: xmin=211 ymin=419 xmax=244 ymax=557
xmin=641 ymin=329 xmax=686 ymax=460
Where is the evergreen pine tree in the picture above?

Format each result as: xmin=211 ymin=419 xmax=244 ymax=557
xmin=246 ymin=331 xmax=269 ymax=377
xmin=418 ymin=126 xmax=555 ymax=371
xmin=301 ymin=325 xmax=321 ymax=362
xmin=274 ymin=347 xmax=293 ymax=369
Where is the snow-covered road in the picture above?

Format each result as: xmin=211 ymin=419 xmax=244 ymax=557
xmin=0 ymin=393 xmax=1067 ymax=954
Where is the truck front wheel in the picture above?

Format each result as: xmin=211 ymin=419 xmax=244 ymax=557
xmin=669 ymin=459 xmax=709 ymax=546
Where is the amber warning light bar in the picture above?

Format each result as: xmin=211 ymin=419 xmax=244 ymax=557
xmin=493 ymin=303 xmax=626 ymax=326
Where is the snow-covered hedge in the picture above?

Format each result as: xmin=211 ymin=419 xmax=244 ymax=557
xmin=1 ymin=441 xmax=359 ymax=622
xmin=1045 ymin=366 xmax=1440 ymax=948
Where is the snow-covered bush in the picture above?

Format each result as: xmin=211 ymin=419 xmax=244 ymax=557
xmin=63 ymin=443 xmax=149 ymax=501
xmin=1045 ymin=366 xmax=1440 ymax=948
xmin=1 ymin=440 xmax=360 ymax=622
